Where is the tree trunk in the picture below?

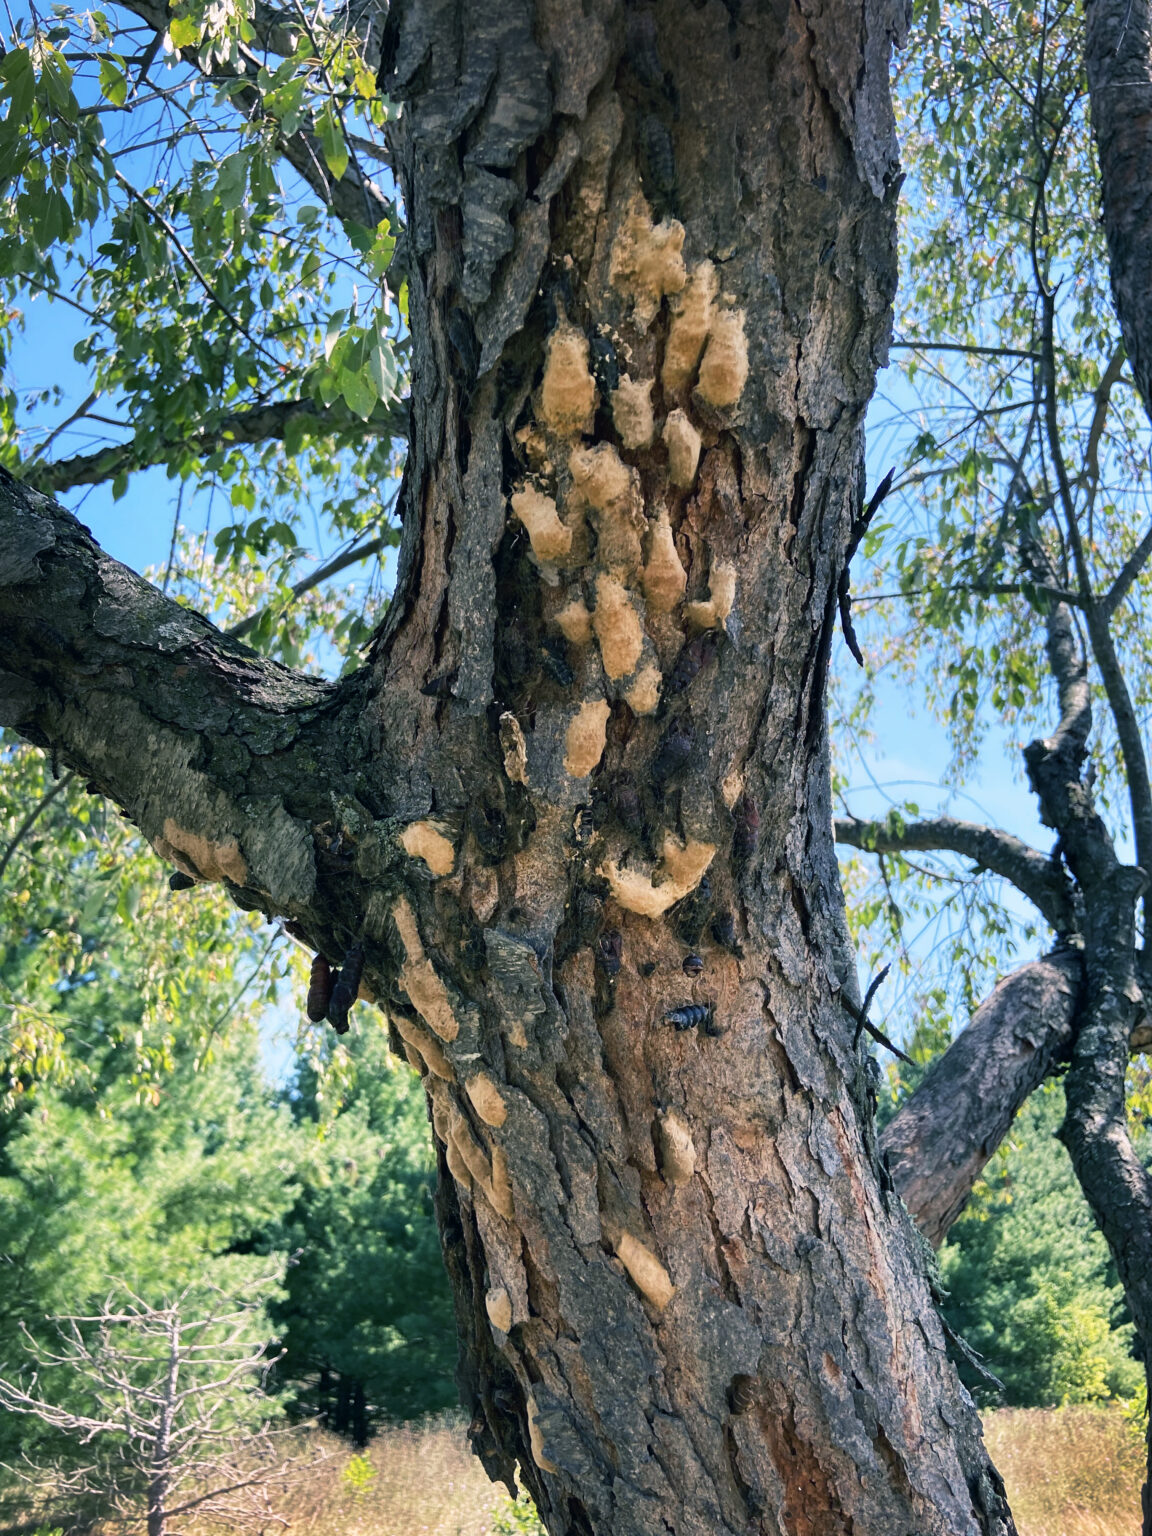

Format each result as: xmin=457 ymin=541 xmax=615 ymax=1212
xmin=0 ymin=0 xmax=1022 ymax=1530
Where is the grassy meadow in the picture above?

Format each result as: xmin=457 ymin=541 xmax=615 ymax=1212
xmin=4 ymin=1405 xmax=1143 ymax=1535
xmin=230 ymin=1405 xmax=1148 ymax=1536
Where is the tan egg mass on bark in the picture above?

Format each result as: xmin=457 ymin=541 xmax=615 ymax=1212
xmin=696 ymin=309 xmax=749 ymax=408
xmin=592 ymin=573 xmax=644 ymax=679
xmin=465 ymin=1069 xmax=508 ymax=1127
xmin=568 ymin=444 xmax=644 ymax=575
xmin=656 ymin=1108 xmax=696 ymax=1187
xmin=485 ymin=1286 xmax=513 ymax=1333
xmin=527 ymin=1396 xmax=559 ymax=1473
xmin=399 ymin=819 xmax=456 ymax=876
xmin=556 ymin=597 xmax=594 ymax=645
xmin=609 ymin=194 xmax=687 ymax=330
xmin=539 ymin=324 xmax=597 ymax=436
xmin=624 ymin=662 xmax=662 ymax=716
xmin=611 ymin=375 xmax=656 ymax=448
xmin=663 ymin=409 xmax=702 ymax=489
xmin=564 ymin=698 xmax=612 ymax=777
xmin=684 ymin=560 xmax=736 ymax=630
xmin=392 ymin=896 xmax=461 ymax=1042
xmin=159 ymin=820 xmax=248 ymax=886
xmin=663 ymin=261 xmax=718 ymax=392
xmin=511 ymin=487 xmax=573 ymax=563
xmin=614 ymin=1231 xmax=675 ymax=1310
xmin=641 ymin=512 xmax=688 ymax=613
xmin=392 ymin=1013 xmax=455 ymax=1081
xmin=600 ymin=833 xmax=716 ymax=917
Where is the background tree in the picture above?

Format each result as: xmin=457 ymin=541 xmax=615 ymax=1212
xmin=273 ymin=1023 xmax=458 ymax=1438
xmin=830 ymin=0 xmax=1152 ymax=1510
xmin=0 ymin=1279 xmax=311 ymax=1536
xmin=0 ymin=745 xmax=459 ymax=1479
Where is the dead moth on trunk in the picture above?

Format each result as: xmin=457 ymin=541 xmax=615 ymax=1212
xmin=327 ymin=942 xmax=365 ymax=1035
xmin=307 ymin=954 xmax=333 ymax=1022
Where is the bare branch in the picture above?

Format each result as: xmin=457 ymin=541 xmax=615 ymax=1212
xmin=25 ymin=395 xmax=408 ymax=497
xmin=226 ymin=531 xmax=391 ymax=641
xmin=834 ymin=813 xmax=1076 ymax=933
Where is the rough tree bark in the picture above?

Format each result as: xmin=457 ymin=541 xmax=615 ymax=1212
xmin=0 ymin=2 xmax=1022 ymax=1532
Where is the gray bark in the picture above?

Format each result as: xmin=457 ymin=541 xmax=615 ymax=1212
xmin=0 ymin=2 xmax=1021 ymax=1532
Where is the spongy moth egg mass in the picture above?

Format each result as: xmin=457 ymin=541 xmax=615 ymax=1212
xmin=663 ymin=409 xmax=702 ymax=489
xmin=540 ymin=324 xmax=598 ymax=436
xmin=568 ymin=444 xmax=644 ymax=575
xmin=511 ymin=486 xmax=573 ymax=564
xmin=565 ymin=698 xmax=612 ymax=777
xmin=609 ymin=194 xmax=687 ymax=330
xmin=641 ymin=512 xmax=688 ymax=613
xmin=696 ymin=309 xmax=749 ymax=408
xmin=663 ymin=261 xmax=718 ymax=392
xmin=592 ymin=573 xmax=644 ymax=680
xmin=611 ymin=375 xmax=656 ymax=449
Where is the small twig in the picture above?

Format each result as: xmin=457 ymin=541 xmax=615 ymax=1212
xmin=226 ymin=530 xmax=389 ymax=640
xmin=0 ymin=772 xmax=74 ymax=884
xmin=841 ymin=963 xmax=913 ymax=1064
xmin=26 ymin=391 xmax=98 ymax=464
xmin=839 ymin=465 xmax=895 ymax=666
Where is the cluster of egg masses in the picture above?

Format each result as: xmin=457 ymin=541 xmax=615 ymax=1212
xmin=508 ymin=194 xmax=749 ymax=790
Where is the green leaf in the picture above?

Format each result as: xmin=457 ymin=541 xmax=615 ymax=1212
xmin=340 ymin=364 xmax=377 ymax=420
xmin=167 ymin=12 xmax=201 ymax=48
xmin=98 ymin=56 xmax=127 ymax=108
xmin=315 ymin=104 xmax=349 ymax=183
xmin=0 ymin=49 xmax=36 ymax=126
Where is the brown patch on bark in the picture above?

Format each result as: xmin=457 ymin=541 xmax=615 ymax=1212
xmin=392 ymin=897 xmax=461 ymax=1041
xmin=759 ymin=1389 xmax=850 ymax=1536
xmin=159 ymin=819 xmax=248 ymax=886
xmin=400 ymin=819 xmax=456 ymax=876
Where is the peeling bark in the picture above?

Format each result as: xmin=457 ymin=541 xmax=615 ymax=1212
xmin=0 ymin=0 xmax=1024 ymax=1532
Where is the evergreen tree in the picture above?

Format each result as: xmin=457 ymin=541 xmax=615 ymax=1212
xmin=273 ymin=1022 xmax=457 ymax=1439
xmin=939 ymin=1083 xmax=1145 ymax=1407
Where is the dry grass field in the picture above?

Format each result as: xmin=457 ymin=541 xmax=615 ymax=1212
xmin=983 ymin=1406 xmax=1145 ymax=1536
xmin=4 ymin=1404 xmax=1144 ymax=1535
xmin=269 ymin=1405 xmax=1147 ymax=1536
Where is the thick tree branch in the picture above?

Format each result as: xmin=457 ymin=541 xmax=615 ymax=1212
xmin=1085 ymin=0 xmax=1152 ymax=426
xmin=834 ymin=813 xmax=1076 ymax=933
xmin=883 ymin=951 xmax=1082 ymax=1246
xmin=25 ymin=396 xmax=408 ymax=496
xmin=0 ymin=468 xmax=336 ymax=916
